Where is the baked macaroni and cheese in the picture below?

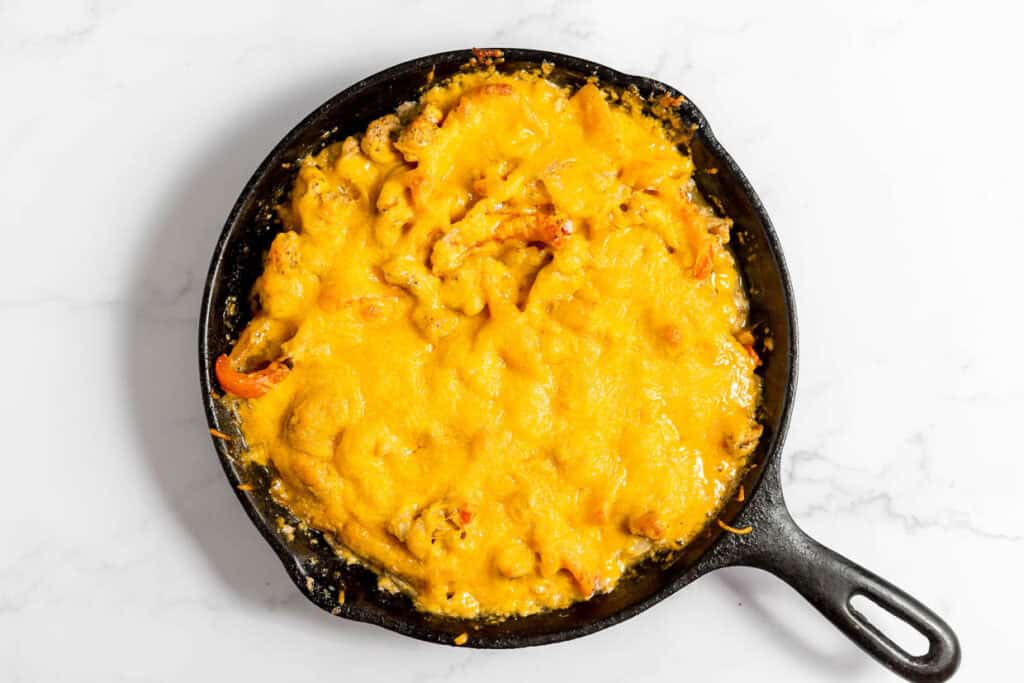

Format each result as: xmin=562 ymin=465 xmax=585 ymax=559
xmin=215 ymin=66 xmax=762 ymax=618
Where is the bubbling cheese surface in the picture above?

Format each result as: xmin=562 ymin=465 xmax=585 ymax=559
xmin=224 ymin=69 xmax=762 ymax=617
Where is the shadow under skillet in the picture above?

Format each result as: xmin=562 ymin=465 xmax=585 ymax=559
xmin=125 ymin=51 xmax=868 ymax=671
xmin=122 ymin=60 xmax=413 ymax=647
xmin=709 ymin=567 xmax=869 ymax=678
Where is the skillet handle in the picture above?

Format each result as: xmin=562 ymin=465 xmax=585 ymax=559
xmin=732 ymin=481 xmax=961 ymax=682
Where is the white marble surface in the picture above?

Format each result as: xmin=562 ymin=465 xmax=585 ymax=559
xmin=2 ymin=1 xmax=1020 ymax=680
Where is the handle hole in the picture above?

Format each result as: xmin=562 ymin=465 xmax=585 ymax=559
xmin=849 ymin=593 xmax=929 ymax=657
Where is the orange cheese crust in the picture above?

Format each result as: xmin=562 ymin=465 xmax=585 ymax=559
xmin=222 ymin=69 xmax=762 ymax=617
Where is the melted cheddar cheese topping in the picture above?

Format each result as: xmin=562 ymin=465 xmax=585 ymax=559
xmin=221 ymin=69 xmax=762 ymax=617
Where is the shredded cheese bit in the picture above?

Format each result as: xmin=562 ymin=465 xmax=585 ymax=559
xmin=470 ymin=47 xmax=502 ymax=64
xmin=236 ymin=483 xmax=255 ymax=491
xmin=337 ymin=590 xmax=346 ymax=606
xmin=209 ymin=428 xmax=231 ymax=441
xmin=717 ymin=520 xmax=753 ymax=535
xmin=453 ymin=632 xmax=469 ymax=646
xmin=737 ymin=484 xmax=745 ymax=502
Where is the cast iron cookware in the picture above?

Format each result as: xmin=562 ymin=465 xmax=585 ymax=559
xmin=199 ymin=48 xmax=961 ymax=682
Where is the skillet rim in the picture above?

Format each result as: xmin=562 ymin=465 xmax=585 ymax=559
xmin=198 ymin=47 xmax=798 ymax=647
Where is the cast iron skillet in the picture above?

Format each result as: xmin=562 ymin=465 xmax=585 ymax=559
xmin=198 ymin=48 xmax=961 ymax=681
